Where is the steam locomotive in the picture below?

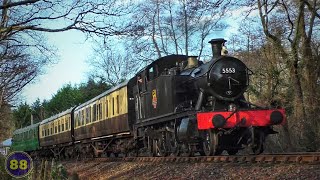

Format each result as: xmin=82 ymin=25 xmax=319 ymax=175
xmin=11 ymin=38 xmax=285 ymax=158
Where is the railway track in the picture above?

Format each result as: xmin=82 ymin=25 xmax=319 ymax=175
xmin=73 ymin=152 xmax=320 ymax=164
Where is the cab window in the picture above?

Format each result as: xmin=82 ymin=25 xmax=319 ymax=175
xmin=137 ymin=72 xmax=148 ymax=92
xmin=147 ymin=65 xmax=158 ymax=81
xmin=148 ymin=66 xmax=154 ymax=81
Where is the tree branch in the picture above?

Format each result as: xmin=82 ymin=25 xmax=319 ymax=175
xmin=0 ymin=0 xmax=40 ymax=10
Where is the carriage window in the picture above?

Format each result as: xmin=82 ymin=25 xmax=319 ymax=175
xmin=76 ymin=113 xmax=80 ymax=127
xmin=106 ymin=100 xmax=108 ymax=118
xmin=51 ymin=127 xmax=53 ymax=135
xmin=66 ymin=118 xmax=69 ymax=130
xmin=58 ymin=120 xmax=61 ymax=132
xmin=98 ymin=103 xmax=102 ymax=120
xmin=79 ymin=111 xmax=82 ymax=126
xmin=112 ymin=97 xmax=115 ymax=115
xmin=62 ymin=120 xmax=65 ymax=131
xmin=86 ymin=107 xmax=90 ymax=123
xmin=78 ymin=111 xmax=81 ymax=126
xmin=117 ymin=95 xmax=120 ymax=114
xmin=75 ymin=114 xmax=77 ymax=127
xmin=93 ymin=104 xmax=96 ymax=121
xmin=109 ymin=100 xmax=112 ymax=117
xmin=81 ymin=110 xmax=85 ymax=125
xmin=96 ymin=103 xmax=100 ymax=120
xmin=89 ymin=108 xmax=91 ymax=122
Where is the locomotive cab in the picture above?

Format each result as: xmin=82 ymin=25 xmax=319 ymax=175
xmin=133 ymin=55 xmax=198 ymax=124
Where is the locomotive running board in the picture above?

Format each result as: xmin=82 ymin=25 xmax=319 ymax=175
xmin=134 ymin=110 xmax=196 ymax=128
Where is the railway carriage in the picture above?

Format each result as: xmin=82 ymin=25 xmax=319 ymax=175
xmin=73 ymin=79 xmax=136 ymax=157
xmin=11 ymin=123 xmax=40 ymax=153
xmin=39 ymin=108 xmax=73 ymax=157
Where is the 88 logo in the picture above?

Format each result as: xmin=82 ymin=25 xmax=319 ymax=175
xmin=5 ymin=151 xmax=33 ymax=178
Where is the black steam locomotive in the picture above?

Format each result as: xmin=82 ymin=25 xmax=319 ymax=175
xmin=12 ymin=38 xmax=285 ymax=158
xmin=133 ymin=38 xmax=285 ymax=156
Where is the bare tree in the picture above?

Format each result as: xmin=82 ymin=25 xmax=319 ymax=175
xmin=127 ymin=0 xmax=230 ymax=62
xmin=0 ymin=0 xmax=134 ymax=107
xmin=253 ymin=0 xmax=320 ymax=150
xmin=0 ymin=0 xmax=133 ymax=39
xmin=88 ymin=43 xmax=140 ymax=86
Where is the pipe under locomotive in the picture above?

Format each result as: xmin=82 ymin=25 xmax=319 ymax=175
xmin=11 ymin=38 xmax=286 ymax=158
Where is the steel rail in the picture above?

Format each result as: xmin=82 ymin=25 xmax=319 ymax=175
xmin=77 ymin=153 xmax=320 ymax=164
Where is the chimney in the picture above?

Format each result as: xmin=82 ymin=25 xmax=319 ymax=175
xmin=208 ymin=38 xmax=227 ymax=59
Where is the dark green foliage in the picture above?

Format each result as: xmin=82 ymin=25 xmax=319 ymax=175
xmin=0 ymin=155 xmax=12 ymax=180
xmin=51 ymin=164 xmax=68 ymax=180
xmin=31 ymin=98 xmax=46 ymax=122
xmin=12 ymin=103 xmax=32 ymax=129
xmin=78 ymin=78 xmax=112 ymax=102
xmin=12 ymin=79 xmax=112 ymax=128
xmin=45 ymin=83 xmax=83 ymax=116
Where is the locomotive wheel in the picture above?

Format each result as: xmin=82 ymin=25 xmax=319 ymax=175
xmin=180 ymin=143 xmax=193 ymax=157
xmin=202 ymin=130 xmax=221 ymax=156
xmin=252 ymin=131 xmax=265 ymax=155
xmin=166 ymin=131 xmax=180 ymax=156
xmin=152 ymin=138 xmax=167 ymax=157
xmin=153 ymin=132 xmax=167 ymax=157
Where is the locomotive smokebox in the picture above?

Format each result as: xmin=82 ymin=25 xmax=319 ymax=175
xmin=209 ymin=38 xmax=227 ymax=59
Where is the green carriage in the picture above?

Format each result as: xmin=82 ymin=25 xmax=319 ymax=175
xmin=11 ymin=123 xmax=40 ymax=152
